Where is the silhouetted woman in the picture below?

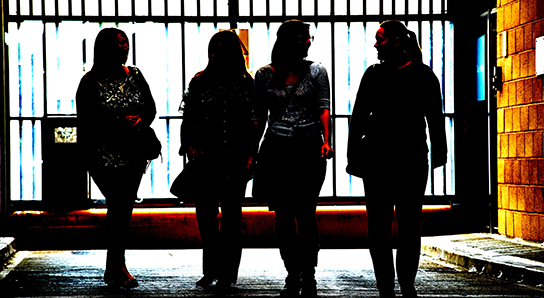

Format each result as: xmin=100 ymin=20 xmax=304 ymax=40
xmin=347 ymin=20 xmax=447 ymax=298
xmin=253 ymin=20 xmax=332 ymax=297
xmin=76 ymin=28 xmax=158 ymax=288
xmin=178 ymin=30 xmax=255 ymax=290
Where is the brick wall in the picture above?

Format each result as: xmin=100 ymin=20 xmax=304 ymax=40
xmin=497 ymin=0 xmax=544 ymax=241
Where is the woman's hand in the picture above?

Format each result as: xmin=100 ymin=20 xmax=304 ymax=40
xmin=321 ymin=142 xmax=333 ymax=159
xmin=188 ymin=147 xmax=203 ymax=160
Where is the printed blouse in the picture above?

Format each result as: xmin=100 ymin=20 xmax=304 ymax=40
xmin=253 ymin=61 xmax=331 ymax=137
xmin=76 ymin=66 xmax=157 ymax=170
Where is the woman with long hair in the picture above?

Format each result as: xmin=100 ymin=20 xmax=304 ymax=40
xmin=253 ymin=20 xmax=333 ymax=297
xmin=178 ymin=30 xmax=255 ymax=291
xmin=347 ymin=20 xmax=447 ymax=297
xmin=76 ymin=27 xmax=158 ymax=289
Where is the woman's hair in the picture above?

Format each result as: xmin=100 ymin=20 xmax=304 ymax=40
xmin=203 ymin=30 xmax=248 ymax=79
xmin=92 ymin=27 xmax=129 ymax=72
xmin=379 ymin=20 xmax=423 ymax=63
xmin=271 ymin=19 xmax=311 ymax=68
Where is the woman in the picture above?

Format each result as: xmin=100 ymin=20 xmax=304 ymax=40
xmin=178 ymin=30 xmax=255 ymax=290
xmin=76 ymin=28 xmax=158 ymax=288
xmin=347 ymin=20 xmax=447 ymax=298
xmin=253 ymin=20 xmax=333 ymax=297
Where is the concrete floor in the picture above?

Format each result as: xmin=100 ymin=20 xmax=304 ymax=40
xmin=2 ymin=248 xmax=544 ymax=297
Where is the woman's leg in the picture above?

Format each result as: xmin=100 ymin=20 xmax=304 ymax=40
xmin=92 ymin=167 xmax=143 ymax=287
xmin=395 ymin=160 xmax=428 ymax=297
xmin=217 ymin=179 xmax=246 ymax=285
xmin=195 ymin=201 xmax=221 ymax=285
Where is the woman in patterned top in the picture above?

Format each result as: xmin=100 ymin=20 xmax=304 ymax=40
xmin=76 ymin=28 xmax=157 ymax=289
xmin=178 ymin=30 xmax=255 ymax=290
xmin=253 ymin=20 xmax=333 ymax=297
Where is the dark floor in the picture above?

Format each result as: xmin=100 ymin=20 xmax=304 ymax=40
xmin=1 ymin=242 xmax=544 ymax=297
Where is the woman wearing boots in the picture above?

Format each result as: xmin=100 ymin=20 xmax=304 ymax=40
xmin=76 ymin=27 xmax=158 ymax=288
xmin=347 ymin=20 xmax=447 ymax=297
xmin=178 ymin=30 xmax=255 ymax=290
xmin=253 ymin=20 xmax=333 ymax=297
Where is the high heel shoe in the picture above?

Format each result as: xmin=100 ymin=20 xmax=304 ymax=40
xmin=104 ymin=264 xmax=139 ymax=289
xmin=196 ymin=275 xmax=216 ymax=288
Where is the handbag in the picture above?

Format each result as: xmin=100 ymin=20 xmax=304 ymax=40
xmin=170 ymin=160 xmax=207 ymax=202
xmin=134 ymin=126 xmax=162 ymax=161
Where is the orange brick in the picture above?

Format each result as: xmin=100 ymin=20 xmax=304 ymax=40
xmin=521 ymin=106 xmax=529 ymax=131
xmin=517 ymin=133 xmax=525 ymax=156
xmin=498 ymin=109 xmax=505 ymax=133
xmin=498 ymin=209 xmax=506 ymax=235
xmin=516 ymin=27 xmax=524 ymax=53
xmin=539 ymin=0 xmax=544 ymax=19
xmin=530 ymin=159 xmax=540 ymax=184
xmin=499 ymin=83 xmax=508 ymax=107
xmin=536 ymin=187 xmax=544 ymax=212
xmin=509 ymin=134 xmax=517 ymax=157
xmin=513 ymin=54 xmax=521 ymax=80
xmin=521 ymin=0 xmax=537 ymax=24
xmin=514 ymin=27 xmax=525 ymax=53
xmin=505 ymin=55 xmax=513 ymax=82
xmin=533 ymin=132 xmax=543 ymax=157
xmin=540 ymin=215 xmax=544 ymax=241
xmin=527 ymin=187 xmax=536 ymax=212
xmin=519 ymin=52 xmax=534 ymax=78
xmin=514 ymin=212 xmax=523 ymax=238
xmin=505 ymin=159 xmax=514 ymax=183
xmin=529 ymin=105 xmax=538 ymax=129
xmin=517 ymin=80 xmax=525 ymax=105
xmin=512 ymin=1 xmax=520 ymax=28
xmin=505 ymin=4 xmax=513 ymax=30
xmin=539 ymin=159 xmax=544 ymax=185
xmin=521 ymin=159 xmax=530 ymax=185
xmin=533 ymin=77 xmax=542 ymax=102
xmin=529 ymin=214 xmax=539 ymax=241
xmin=538 ymin=105 xmax=544 ymax=129
xmin=503 ymin=185 xmax=511 ymax=208
xmin=514 ymin=160 xmax=522 ymax=184
xmin=524 ymin=23 xmax=533 ymax=50
xmin=507 ymin=210 xmax=515 ymax=237
xmin=498 ymin=158 xmax=506 ymax=183
xmin=528 ymin=51 xmax=536 ymax=77
xmin=505 ymin=108 xmax=513 ymax=132
xmin=524 ymin=78 xmax=533 ymax=104
xmin=513 ymin=107 xmax=521 ymax=131
xmin=525 ymin=132 xmax=534 ymax=157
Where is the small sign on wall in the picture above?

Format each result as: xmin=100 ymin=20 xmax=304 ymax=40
xmin=536 ymin=36 xmax=544 ymax=76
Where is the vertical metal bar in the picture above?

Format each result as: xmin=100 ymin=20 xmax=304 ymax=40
xmin=229 ymin=0 xmax=238 ymax=29
xmin=149 ymin=0 xmax=152 ymax=16
xmin=266 ymin=0 xmax=270 ymax=18
xmin=98 ymin=0 xmax=102 ymax=17
xmin=115 ymin=0 xmax=119 ymax=17
xmin=379 ymin=0 xmax=383 ymax=16
xmin=282 ymin=0 xmax=286 ymax=17
xmin=197 ymin=0 xmax=201 ymax=17
xmin=181 ymin=1 xmax=186 ymax=92
xmin=331 ymin=20 xmax=337 ymax=198
xmin=69 ymin=0 xmax=73 ymax=16
xmin=164 ymin=0 xmax=168 ymax=17
xmin=81 ymin=0 xmax=85 ymax=17
xmin=392 ymin=0 xmax=395 ymax=16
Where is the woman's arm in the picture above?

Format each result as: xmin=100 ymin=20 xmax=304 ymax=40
xmin=425 ymin=68 xmax=448 ymax=169
xmin=320 ymin=109 xmax=333 ymax=158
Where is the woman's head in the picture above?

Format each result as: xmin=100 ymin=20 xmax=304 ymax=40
xmin=93 ymin=28 xmax=129 ymax=70
xmin=271 ymin=20 xmax=312 ymax=67
xmin=375 ymin=20 xmax=422 ymax=64
xmin=205 ymin=30 xmax=247 ymax=76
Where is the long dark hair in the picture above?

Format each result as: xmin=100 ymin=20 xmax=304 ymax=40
xmin=91 ymin=27 xmax=129 ymax=75
xmin=271 ymin=20 xmax=312 ymax=83
xmin=202 ymin=30 xmax=249 ymax=80
xmin=379 ymin=20 xmax=423 ymax=64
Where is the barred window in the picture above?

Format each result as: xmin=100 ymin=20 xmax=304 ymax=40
xmin=5 ymin=0 xmax=454 ymax=203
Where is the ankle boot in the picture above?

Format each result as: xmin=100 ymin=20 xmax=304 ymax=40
xmin=280 ymin=272 xmax=301 ymax=297
xmin=300 ymin=267 xmax=317 ymax=297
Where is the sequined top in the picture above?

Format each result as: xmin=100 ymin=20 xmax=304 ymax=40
xmin=179 ymin=71 xmax=255 ymax=174
xmin=76 ymin=66 xmax=157 ymax=170
xmin=253 ymin=61 xmax=331 ymax=137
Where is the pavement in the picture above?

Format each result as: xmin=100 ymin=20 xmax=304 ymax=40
xmin=1 ymin=233 xmax=544 ymax=297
